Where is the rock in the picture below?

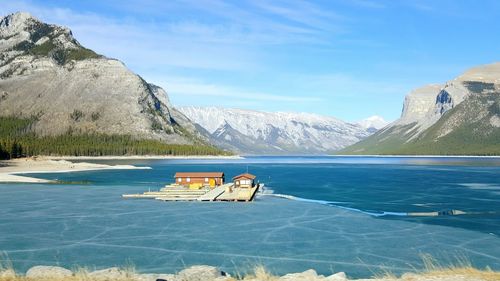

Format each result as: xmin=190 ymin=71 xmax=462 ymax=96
xmin=213 ymin=277 xmax=234 ymax=281
xmin=0 ymin=268 xmax=16 ymax=278
xmin=133 ymin=273 xmax=178 ymax=281
xmin=400 ymin=272 xmax=420 ymax=279
xmin=89 ymin=267 xmax=130 ymax=280
xmin=177 ymin=265 xmax=222 ymax=281
xmin=279 ymin=269 xmax=320 ymax=281
xmin=25 ymin=265 xmax=73 ymax=279
xmin=325 ymin=272 xmax=348 ymax=281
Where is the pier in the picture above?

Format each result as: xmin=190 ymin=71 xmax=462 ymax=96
xmin=122 ymin=172 xmax=261 ymax=202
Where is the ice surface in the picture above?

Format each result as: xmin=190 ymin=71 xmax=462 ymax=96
xmin=0 ymin=186 xmax=499 ymax=278
xmin=0 ymin=157 xmax=499 ymax=279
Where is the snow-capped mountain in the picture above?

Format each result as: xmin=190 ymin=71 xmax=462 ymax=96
xmin=357 ymin=116 xmax=389 ymax=133
xmin=179 ymin=106 xmax=371 ymax=154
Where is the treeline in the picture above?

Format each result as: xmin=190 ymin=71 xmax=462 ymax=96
xmin=0 ymin=116 xmax=231 ymax=159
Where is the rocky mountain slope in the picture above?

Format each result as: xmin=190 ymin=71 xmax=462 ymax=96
xmin=179 ymin=106 xmax=371 ymax=154
xmin=0 ymin=12 xmax=202 ymax=145
xmin=342 ymin=63 xmax=500 ymax=155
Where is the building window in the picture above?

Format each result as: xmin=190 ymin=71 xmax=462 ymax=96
xmin=187 ymin=177 xmax=191 ymax=182
xmin=178 ymin=178 xmax=182 ymax=182
xmin=205 ymin=177 xmax=209 ymax=182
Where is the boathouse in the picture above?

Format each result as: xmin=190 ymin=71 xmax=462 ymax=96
xmin=233 ymin=173 xmax=256 ymax=188
xmin=174 ymin=172 xmax=225 ymax=188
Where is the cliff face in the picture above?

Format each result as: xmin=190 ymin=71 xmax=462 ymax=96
xmin=0 ymin=12 xmax=200 ymax=144
xmin=342 ymin=63 xmax=500 ymax=155
xmin=398 ymin=84 xmax=443 ymax=126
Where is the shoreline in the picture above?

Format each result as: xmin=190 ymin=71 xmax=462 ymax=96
xmin=0 ymin=157 xmax=151 ymax=183
xmin=330 ymin=154 xmax=500 ymax=158
xmin=45 ymin=155 xmax=244 ymax=160
xmin=1 ymin=154 xmax=498 ymax=184
xmin=0 ymin=264 xmax=498 ymax=281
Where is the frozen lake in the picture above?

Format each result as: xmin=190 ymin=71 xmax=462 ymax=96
xmin=0 ymin=156 xmax=499 ymax=278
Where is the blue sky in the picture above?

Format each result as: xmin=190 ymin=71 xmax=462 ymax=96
xmin=2 ymin=0 xmax=500 ymax=122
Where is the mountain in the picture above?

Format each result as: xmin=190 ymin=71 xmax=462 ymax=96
xmin=0 ymin=12 xmax=206 ymax=146
xmin=356 ymin=115 xmax=389 ymax=133
xmin=341 ymin=63 xmax=500 ymax=155
xmin=179 ymin=106 xmax=371 ymax=154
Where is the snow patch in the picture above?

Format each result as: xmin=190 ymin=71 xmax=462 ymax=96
xmin=490 ymin=115 xmax=500 ymax=128
xmin=357 ymin=115 xmax=389 ymax=131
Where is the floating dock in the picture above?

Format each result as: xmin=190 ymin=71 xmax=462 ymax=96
xmin=123 ymin=183 xmax=261 ymax=202
xmin=123 ymin=172 xmax=261 ymax=202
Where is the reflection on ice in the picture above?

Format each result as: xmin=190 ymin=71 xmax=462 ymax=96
xmin=460 ymin=183 xmax=500 ymax=195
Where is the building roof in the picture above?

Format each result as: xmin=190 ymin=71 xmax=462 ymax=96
xmin=232 ymin=173 xmax=256 ymax=180
xmin=174 ymin=172 xmax=224 ymax=178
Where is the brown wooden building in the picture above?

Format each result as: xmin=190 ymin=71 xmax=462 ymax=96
xmin=174 ymin=172 xmax=225 ymax=188
xmin=233 ymin=173 xmax=256 ymax=188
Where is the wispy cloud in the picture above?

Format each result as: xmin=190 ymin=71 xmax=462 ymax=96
xmin=252 ymin=0 xmax=347 ymax=33
xmin=347 ymin=0 xmax=386 ymax=9
xmin=1 ymin=3 xmax=261 ymax=70
xmin=152 ymin=76 xmax=323 ymax=103
xmin=294 ymin=73 xmax=410 ymax=97
xmin=0 ymin=0 xmax=353 ymax=71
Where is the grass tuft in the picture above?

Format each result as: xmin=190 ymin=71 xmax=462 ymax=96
xmin=242 ymin=266 xmax=277 ymax=281
xmin=417 ymin=254 xmax=500 ymax=281
xmin=1 ymin=256 xmax=499 ymax=281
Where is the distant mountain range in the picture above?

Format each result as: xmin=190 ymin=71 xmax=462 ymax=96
xmin=179 ymin=106 xmax=382 ymax=154
xmin=342 ymin=63 xmax=500 ymax=155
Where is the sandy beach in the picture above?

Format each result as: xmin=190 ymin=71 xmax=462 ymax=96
xmin=0 ymin=157 xmax=151 ymax=183
xmin=45 ymin=155 xmax=244 ymax=160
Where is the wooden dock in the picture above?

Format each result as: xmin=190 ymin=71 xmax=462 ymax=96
xmin=122 ymin=183 xmax=260 ymax=202
xmin=197 ymin=184 xmax=228 ymax=201
xmin=216 ymin=185 xmax=259 ymax=202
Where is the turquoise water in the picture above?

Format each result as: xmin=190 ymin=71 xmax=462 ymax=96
xmin=0 ymin=156 xmax=499 ymax=278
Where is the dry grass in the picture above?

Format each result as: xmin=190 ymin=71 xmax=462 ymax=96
xmin=418 ymin=267 xmax=500 ymax=281
xmin=371 ymin=254 xmax=500 ymax=281
xmin=0 ymin=254 xmax=499 ymax=281
xmin=241 ymin=265 xmax=278 ymax=281
xmin=414 ymin=254 xmax=500 ymax=281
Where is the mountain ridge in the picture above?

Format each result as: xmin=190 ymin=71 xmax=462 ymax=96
xmin=0 ymin=12 xmax=204 ymax=145
xmin=341 ymin=62 xmax=500 ymax=155
xmin=0 ymin=11 xmax=231 ymax=158
xmin=179 ymin=106 xmax=373 ymax=154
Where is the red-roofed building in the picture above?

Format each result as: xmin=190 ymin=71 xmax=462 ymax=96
xmin=233 ymin=173 xmax=256 ymax=188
